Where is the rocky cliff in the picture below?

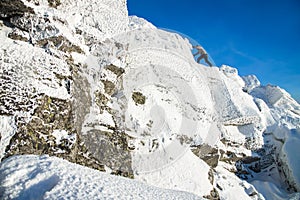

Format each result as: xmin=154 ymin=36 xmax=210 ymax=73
xmin=0 ymin=0 xmax=300 ymax=199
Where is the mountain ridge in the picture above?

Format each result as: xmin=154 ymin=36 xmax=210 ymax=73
xmin=0 ymin=0 xmax=300 ymax=199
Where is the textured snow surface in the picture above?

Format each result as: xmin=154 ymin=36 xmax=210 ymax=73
xmin=251 ymin=180 xmax=300 ymax=200
xmin=280 ymin=129 xmax=300 ymax=190
xmin=214 ymin=165 xmax=264 ymax=200
xmin=52 ymin=129 xmax=76 ymax=148
xmin=23 ymin=0 xmax=129 ymax=39
xmin=1 ymin=0 xmax=300 ymax=199
xmin=134 ymin=150 xmax=212 ymax=196
xmin=0 ymin=116 xmax=16 ymax=160
xmin=0 ymin=31 xmax=71 ymax=100
xmin=129 ymin=15 xmax=156 ymax=30
xmin=0 ymin=155 xmax=201 ymax=200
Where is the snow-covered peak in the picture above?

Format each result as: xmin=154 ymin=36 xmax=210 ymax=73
xmin=252 ymin=84 xmax=299 ymax=108
xmin=129 ymin=15 xmax=156 ymax=30
xmin=242 ymin=74 xmax=261 ymax=92
xmin=1 ymin=0 xmax=300 ymax=199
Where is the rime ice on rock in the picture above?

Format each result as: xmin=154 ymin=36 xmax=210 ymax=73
xmin=0 ymin=0 xmax=300 ymax=199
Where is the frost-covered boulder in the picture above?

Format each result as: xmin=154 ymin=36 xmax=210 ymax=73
xmin=0 ymin=0 xmax=132 ymax=177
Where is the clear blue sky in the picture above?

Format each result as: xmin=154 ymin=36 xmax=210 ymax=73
xmin=127 ymin=0 xmax=300 ymax=103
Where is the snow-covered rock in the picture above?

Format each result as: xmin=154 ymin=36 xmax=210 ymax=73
xmin=129 ymin=15 xmax=156 ymax=30
xmin=0 ymin=0 xmax=300 ymax=199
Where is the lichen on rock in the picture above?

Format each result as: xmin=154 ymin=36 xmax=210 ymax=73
xmin=105 ymin=64 xmax=125 ymax=77
xmin=47 ymin=0 xmax=61 ymax=8
xmin=132 ymin=91 xmax=146 ymax=105
xmin=101 ymin=80 xmax=116 ymax=96
xmin=36 ymin=35 xmax=84 ymax=54
xmin=83 ymin=129 xmax=134 ymax=178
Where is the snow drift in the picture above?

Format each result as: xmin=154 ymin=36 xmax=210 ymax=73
xmin=0 ymin=155 xmax=200 ymax=199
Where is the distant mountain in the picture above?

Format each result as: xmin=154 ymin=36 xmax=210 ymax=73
xmin=0 ymin=0 xmax=299 ymax=199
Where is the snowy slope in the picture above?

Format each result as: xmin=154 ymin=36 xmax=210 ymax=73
xmin=0 ymin=0 xmax=300 ymax=199
xmin=0 ymin=155 xmax=200 ymax=200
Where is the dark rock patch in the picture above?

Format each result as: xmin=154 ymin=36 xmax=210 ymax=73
xmin=0 ymin=0 xmax=34 ymax=18
xmin=132 ymin=91 xmax=146 ymax=105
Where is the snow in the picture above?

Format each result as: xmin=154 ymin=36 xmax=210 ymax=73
xmin=214 ymin=165 xmax=263 ymax=200
xmin=0 ymin=116 xmax=16 ymax=160
xmin=1 ymin=0 xmax=300 ymax=199
xmin=0 ymin=155 xmax=201 ymax=199
xmin=133 ymin=150 xmax=212 ymax=196
xmin=52 ymin=130 xmax=76 ymax=147
xmin=129 ymin=16 xmax=156 ymax=30
xmin=248 ymin=82 xmax=300 ymax=192
xmin=242 ymin=75 xmax=261 ymax=93
xmin=23 ymin=0 xmax=129 ymax=39
xmin=251 ymin=180 xmax=300 ymax=200
xmin=0 ymin=29 xmax=71 ymax=100
xmin=117 ymin=28 xmax=216 ymax=196
xmin=280 ymin=128 xmax=300 ymax=190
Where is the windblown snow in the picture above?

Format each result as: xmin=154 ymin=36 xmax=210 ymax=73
xmin=0 ymin=0 xmax=300 ymax=199
xmin=0 ymin=155 xmax=200 ymax=200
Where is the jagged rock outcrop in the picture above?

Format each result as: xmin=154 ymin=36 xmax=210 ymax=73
xmin=0 ymin=0 xmax=133 ymax=177
xmin=1 ymin=0 xmax=300 ymax=199
xmin=0 ymin=0 xmax=34 ymax=18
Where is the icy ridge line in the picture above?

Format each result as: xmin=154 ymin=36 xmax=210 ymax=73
xmin=0 ymin=0 xmax=300 ymax=199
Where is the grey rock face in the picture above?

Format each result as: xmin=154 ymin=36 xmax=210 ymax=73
xmin=0 ymin=0 xmax=34 ymax=18
xmin=0 ymin=0 xmax=133 ymax=178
